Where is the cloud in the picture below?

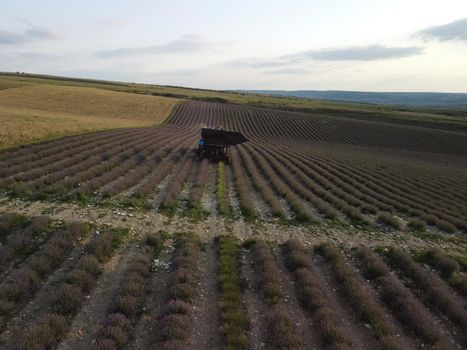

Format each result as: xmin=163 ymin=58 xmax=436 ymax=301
xmin=15 ymin=51 xmax=64 ymax=59
xmin=416 ymin=17 xmax=467 ymax=42
xmin=228 ymin=57 xmax=289 ymax=68
xmin=227 ymin=44 xmax=423 ymax=70
xmin=289 ymin=44 xmax=424 ymax=61
xmin=263 ymin=68 xmax=309 ymax=75
xmin=96 ymin=34 xmax=212 ymax=57
xmin=0 ymin=27 xmax=57 ymax=45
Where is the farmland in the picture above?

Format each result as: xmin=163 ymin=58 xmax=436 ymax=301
xmin=0 ymin=77 xmax=180 ymax=149
xmin=0 ymin=75 xmax=466 ymax=350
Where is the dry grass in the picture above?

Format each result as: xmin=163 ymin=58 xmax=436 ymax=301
xmin=0 ymin=84 xmax=180 ymax=149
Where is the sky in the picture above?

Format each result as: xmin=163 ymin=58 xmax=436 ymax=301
xmin=1 ymin=0 xmax=467 ymax=92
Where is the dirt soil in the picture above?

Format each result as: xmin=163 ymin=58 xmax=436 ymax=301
xmin=242 ymin=248 xmax=269 ymax=349
xmin=128 ymin=246 xmax=174 ymax=350
xmin=271 ymin=247 xmax=322 ymax=349
xmin=190 ymin=242 xmax=222 ymax=350
xmin=0 ymin=196 xmax=465 ymax=257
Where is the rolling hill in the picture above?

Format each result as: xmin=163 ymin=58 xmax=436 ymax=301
xmin=246 ymin=90 xmax=467 ymax=108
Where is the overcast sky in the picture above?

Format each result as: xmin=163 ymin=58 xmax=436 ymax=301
xmin=1 ymin=0 xmax=467 ymax=92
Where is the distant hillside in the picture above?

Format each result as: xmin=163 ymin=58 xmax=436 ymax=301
xmin=244 ymin=90 xmax=467 ymax=109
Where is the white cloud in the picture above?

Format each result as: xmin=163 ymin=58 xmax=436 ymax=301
xmin=96 ymin=34 xmax=213 ymax=57
xmin=289 ymin=45 xmax=424 ymax=61
xmin=0 ymin=27 xmax=57 ymax=45
xmin=416 ymin=17 xmax=467 ymax=42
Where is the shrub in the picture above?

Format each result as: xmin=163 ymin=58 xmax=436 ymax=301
xmin=356 ymin=247 xmax=448 ymax=346
xmin=160 ymin=313 xmax=192 ymax=341
xmin=0 ymin=222 xmax=88 ymax=326
xmin=114 ymin=295 xmax=139 ymax=318
xmin=67 ymin=269 xmax=94 ymax=293
xmin=2 ymin=268 xmax=40 ymax=301
xmin=268 ymin=305 xmax=301 ymax=349
xmin=190 ymin=158 xmax=209 ymax=206
xmin=346 ymin=206 xmax=372 ymax=225
xmin=53 ymin=283 xmax=85 ymax=315
xmin=106 ymin=312 xmax=131 ymax=329
xmin=164 ymin=299 xmax=191 ymax=316
xmin=217 ymin=161 xmax=231 ymax=217
xmin=88 ymin=234 xmax=113 ymax=262
xmin=421 ymin=214 xmax=439 ymax=226
xmin=283 ymin=240 xmax=350 ymax=348
xmin=251 ymin=241 xmax=302 ymax=349
xmin=102 ymin=325 xmax=127 ymax=347
xmin=88 ymin=230 xmax=125 ymax=263
xmin=379 ymin=276 xmax=443 ymax=345
xmin=92 ymin=338 xmax=118 ymax=350
xmin=355 ymin=247 xmax=389 ymax=279
xmin=285 ymin=248 xmax=311 ymax=271
xmin=317 ymin=243 xmax=402 ymax=350
xmin=387 ymin=247 xmax=467 ymax=331
xmin=436 ymin=220 xmax=457 ymax=234
xmin=0 ymin=300 xmax=15 ymax=313
xmin=26 ymin=216 xmax=50 ymax=234
xmin=146 ymin=230 xmax=168 ymax=256
xmin=449 ymin=272 xmax=467 ymax=298
xmin=161 ymin=158 xmax=194 ymax=209
xmin=216 ymin=235 xmax=248 ymax=349
xmin=420 ymin=249 xmax=459 ymax=277
xmin=407 ymin=219 xmax=427 ymax=231
xmin=238 ymin=146 xmax=286 ymax=219
xmin=92 ymin=240 xmax=153 ymax=349
xmin=253 ymin=242 xmax=282 ymax=305
xmin=230 ymin=150 xmax=256 ymax=220
xmin=157 ymin=232 xmax=200 ymax=349
xmin=377 ymin=212 xmax=402 ymax=230
xmin=0 ymin=213 xmax=29 ymax=239
xmin=77 ymin=255 xmax=101 ymax=277
xmin=19 ymin=313 xmax=68 ymax=350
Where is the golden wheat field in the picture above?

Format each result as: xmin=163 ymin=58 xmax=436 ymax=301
xmin=0 ymin=80 xmax=180 ymax=148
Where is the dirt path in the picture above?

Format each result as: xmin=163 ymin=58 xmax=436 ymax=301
xmin=310 ymin=251 xmax=379 ymax=350
xmin=190 ymin=242 xmax=222 ymax=350
xmin=0 ymin=196 xmax=465 ymax=255
xmin=128 ymin=247 xmax=173 ymax=350
xmin=57 ymin=242 xmax=143 ymax=350
xmin=272 ymin=247 xmax=322 ymax=349
xmin=251 ymin=190 xmax=272 ymax=221
xmin=242 ymin=248 xmax=268 ymax=350
xmin=177 ymin=181 xmax=193 ymax=216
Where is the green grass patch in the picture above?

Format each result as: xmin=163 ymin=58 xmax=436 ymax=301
xmin=186 ymin=205 xmax=210 ymax=222
xmin=120 ymin=195 xmax=152 ymax=210
xmin=159 ymin=203 xmax=177 ymax=217
xmin=216 ymin=235 xmax=248 ymax=349
xmin=145 ymin=230 xmax=169 ymax=257
xmin=217 ymin=162 xmax=231 ymax=218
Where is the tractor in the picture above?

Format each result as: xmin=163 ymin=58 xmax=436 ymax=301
xmin=197 ymin=128 xmax=247 ymax=164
